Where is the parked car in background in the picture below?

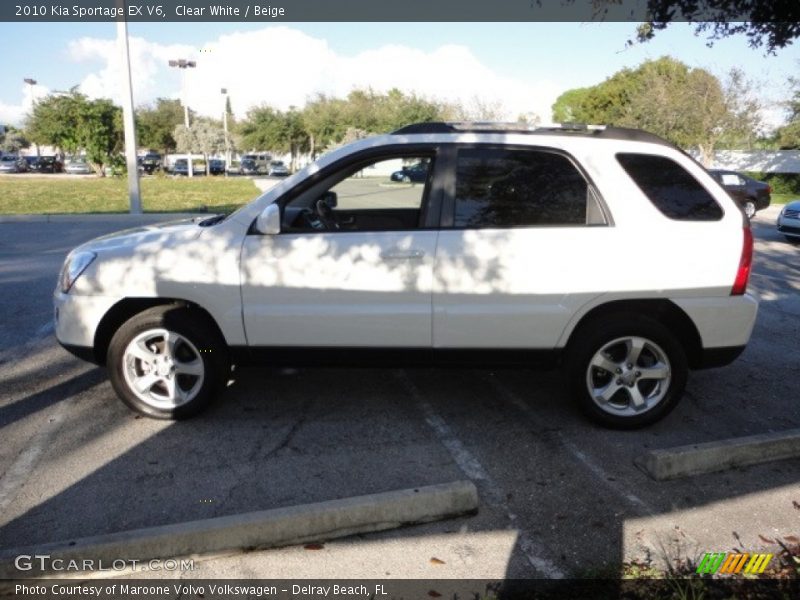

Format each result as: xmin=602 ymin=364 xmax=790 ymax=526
xmin=23 ymin=156 xmax=40 ymax=171
xmin=63 ymin=157 xmax=93 ymax=175
xmin=777 ymin=200 xmax=800 ymax=243
xmin=0 ymin=155 xmax=28 ymax=173
xmin=209 ymin=158 xmax=225 ymax=175
xmin=708 ymin=169 xmax=771 ymax=219
xmin=54 ymin=122 xmax=758 ymax=429
xmin=391 ymin=160 xmax=430 ymax=183
xmin=226 ymin=160 xmax=242 ymax=175
xmin=36 ymin=156 xmax=63 ymax=173
xmin=172 ymin=158 xmax=190 ymax=176
xmin=268 ymin=160 xmax=289 ymax=177
xmin=139 ymin=153 xmax=162 ymax=174
xmin=240 ymin=153 xmax=271 ymax=175
xmin=240 ymin=157 xmax=262 ymax=175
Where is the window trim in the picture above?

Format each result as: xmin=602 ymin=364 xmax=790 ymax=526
xmin=439 ymin=143 xmax=611 ymax=231
xmin=250 ymin=144 xmax=444 ymax=235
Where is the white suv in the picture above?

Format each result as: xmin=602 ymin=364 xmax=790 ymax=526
xmin=54 ymin=123 xmax=758 ymax=428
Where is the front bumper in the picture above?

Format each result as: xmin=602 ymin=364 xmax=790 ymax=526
xmin=695 ymin=345 xmax=747 ymax=369
xmin=777 ymin=214 xmax=800 ymax=238
xmin=54 ymin=291 xmax=120 ymax=359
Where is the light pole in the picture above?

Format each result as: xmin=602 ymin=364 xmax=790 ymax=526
xmin=117 ymin=15 xmax=142 ymax=214
xmin=169 ymin=59 xmax=196 ymax=177
xmin=221 ymin=87 xmax=230 ymax=170
xmin=24 ymin=78 xmax=40 ymax=157
xmin=23 ymin=77 xmax=37 ymax=94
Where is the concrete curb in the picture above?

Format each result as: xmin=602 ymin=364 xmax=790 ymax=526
xmin=0 ymin=213 xmax=199 ymax=223
xmin=0 ymin=481 xmax=478 ymax=579
xmin=636 ymin=428 xmax=800 ymax=481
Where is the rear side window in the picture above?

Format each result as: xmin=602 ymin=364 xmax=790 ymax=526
xmin=617 ymin=153 xmax=723 ymax=221
xmin=454 ymin=147 xmax=602 ymax=228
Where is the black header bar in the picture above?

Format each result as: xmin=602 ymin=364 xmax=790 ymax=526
xmin=0 ymin=0 xmax=757 ymax=23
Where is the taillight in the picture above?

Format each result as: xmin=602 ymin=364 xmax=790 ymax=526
xmin=731 ymin=227 xmax=753 ymax=295
xmin=766 ymin=184 xmax=772 ymax=194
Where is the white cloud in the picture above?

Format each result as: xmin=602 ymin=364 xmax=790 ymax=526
xmin=64 ymin=26 xmax=561 ymax=123
xmin=0 ymin=83 xmax=50 ymax=127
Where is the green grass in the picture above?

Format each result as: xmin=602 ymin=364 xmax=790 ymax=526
xmin=0 ymin=175 xmax=261 ymax=214
xmin=772 ymin=193 xmax=796 ymax=205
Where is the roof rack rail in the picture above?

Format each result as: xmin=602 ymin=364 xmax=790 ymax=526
xmin=391 ymin=121 xmax=674 ymax=147
xmin=392 ymin=122 xmax=607 ymax=135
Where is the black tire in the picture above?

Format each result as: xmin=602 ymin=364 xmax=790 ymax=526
xmin=785 ymin=235 xmax=800 ymax=244
xmin=107 ymin=305 xmax=229 ymax=419
xmin=744 ymin=200 xmax=756 ymax=220
xmin=565 ymin=313 xmax=688 ymax=429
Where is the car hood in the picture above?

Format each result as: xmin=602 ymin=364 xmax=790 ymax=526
xmin=782 ymin=199 xmax=800 ymax=210
xmin=74 ymin=217 xmax=210 ymax=254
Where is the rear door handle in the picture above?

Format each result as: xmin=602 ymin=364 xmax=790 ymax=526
xmin=380 ymin=249 xmax=425 ymax=260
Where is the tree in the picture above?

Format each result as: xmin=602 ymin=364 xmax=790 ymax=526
xmin=26 ymin=90 xmax=122 ymax=175
xmin=237 ymin=105 xmax=310 ymax=169
xmin=440 ymin=96 xmax=505 ymax=122
xmin=302 ymin=94 xmax=348 ymax=158
xmin=566 ymin=1 xmax=799 ymax=54
xmin=281 ymin=108 xmax=310 ymax=170
xmin=174 ymin=118 xmax=226 ymax=175
xmin=550 ymin=57 xmax=762 ymax=164
xmin=0 ymin=126 xmax=29 ymax=153
xmin=238 ymin=105 xmax=286 ymax=151
xmin=631 ymin=1 xmax=800 ymax=54
xmin=776 ymin=77 xmax=800 ymax=149
xmin=137 ymin=98 xmax=188 ymax=155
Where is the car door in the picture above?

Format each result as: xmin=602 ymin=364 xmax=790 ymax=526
xmin=240 ymin=147 xmax=444 ymax=348
xmin=432 ymin=145 xmax=611 ymax=349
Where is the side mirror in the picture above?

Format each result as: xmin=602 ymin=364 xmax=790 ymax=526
xmin=255 ymin=203 xmax=281 ymax=235
xmin=319 ymin=191 xmax=337 ymax=208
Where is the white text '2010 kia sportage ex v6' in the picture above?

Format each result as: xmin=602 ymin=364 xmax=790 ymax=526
xmin=54 ymin=123 xmax=758 ymax=428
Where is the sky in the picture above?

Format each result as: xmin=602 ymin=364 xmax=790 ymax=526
xmin=0 ymin=21 xmax=797 ymax=130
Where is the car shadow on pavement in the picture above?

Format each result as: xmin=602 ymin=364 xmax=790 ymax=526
xmin=0 ymin=355 xmax=799 ymax=579
xmin=0 ymin=367 xmax=106 ymax=429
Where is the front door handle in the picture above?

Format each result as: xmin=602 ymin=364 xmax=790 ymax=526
xmin=380 ymin=249 xmax=425 ymax=260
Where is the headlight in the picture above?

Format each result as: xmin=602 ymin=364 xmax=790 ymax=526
xmin=59 ymin=251 xmax=96 ymax=293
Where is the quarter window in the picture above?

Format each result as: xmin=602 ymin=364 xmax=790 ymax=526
xmin=617 ymin=153 xmax=723 ymax=221
xmin=453 ymin=147 xmax=600 ymax=228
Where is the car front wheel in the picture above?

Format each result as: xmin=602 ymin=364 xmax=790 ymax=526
xmin=107 ymin=306 xmax=229 ymax=419
xmin=566 ymin=315 xmax=688 ymax=429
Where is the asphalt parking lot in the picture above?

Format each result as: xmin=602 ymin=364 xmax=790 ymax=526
xmin=0 ymin=206 xmax=798 ymax=579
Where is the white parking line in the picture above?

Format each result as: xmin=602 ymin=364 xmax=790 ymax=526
xmin=394 ymin=370 xmax=566 ymax=579
xmin=483 ymin=374 xmax=656 ymax=516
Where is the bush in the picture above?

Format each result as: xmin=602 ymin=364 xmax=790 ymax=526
xmin=742 ymin=172 xmax=800 ymax=195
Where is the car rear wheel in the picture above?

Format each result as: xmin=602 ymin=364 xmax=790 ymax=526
xmin=744 ymin=200 xmax=756 ymax=219
xmin=107 ymin=306 xmax=229 ymax=419
xmin=566 ymin=314 xmax=688 ymax=429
